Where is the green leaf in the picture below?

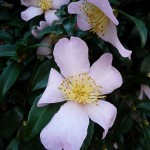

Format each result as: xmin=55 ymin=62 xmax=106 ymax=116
xmin=0 ymin=30 xmax=13 ymax=43
xmin=137 ymin=101 xmax=150 ymax=115
xmin=25 ymin=96 xmax=62 ymax=140
xmin=6 ymin=138 xmax=20 ymax=150
xmin=0 ymin=62 xmax=22 ymax=97
xmin=118 ymin=10 xmax=147 ymax=48
xmin=0 ymin=107 xmax=23 ymax=138
xmin=32 ymin=59 xmax=56 ymax=91
xmin=81 ymin=121 xmax=94 ymax=150
xmin=144 ymin=127 xmax=150 ymax=150
xmin=63 ymin=16 xmax=76 ymax=36
xmin=117 ymin=114 xmax=133 ymax=133
xmin=140 ymin=54 xmax=150 ymax=74
xmin=0 ymin=45 xmax=16 ymax=57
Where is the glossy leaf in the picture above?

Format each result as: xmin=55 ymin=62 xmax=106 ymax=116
xmin=0 ymin=107 xmax=23 ymax=138
xmin=25 ymin=96 xmax=62 ymax=140
xmin=118 ymin=10 xmax=147 ymax=48
xmin=6 ymin=138 xmax=20 ymax=150
xmin=0 ymin=62 xmax=22 ymax=97
xmin=0 ymin=45 xmax=16 ymax=57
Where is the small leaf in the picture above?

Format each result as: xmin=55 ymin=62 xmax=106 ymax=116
xmin=25 ymin=96 xmax=62 ymax=140
xmin=118 ymin=10 xmax=147 ymax=48
xmin=140 ymin=54 xmax=150 ymax=74
xmin=137 ymin=101 xmax=150 ymax=115
xmin=63 ymin=16 xmax=76 ymax=36
xmin=0 ymin=45 xmax=16 ymax=57
xmin=0 ymin=107 xmax=23 ymax=138
xmin=0 ymin=62 xmax=22 ymax=97
xmin=32 ymin=59 xmax=56 ymax=91
xmin=144 ymin=127 xmax=150 ymax=150
xmin=6 ymin=138 xmax=20 ymax=150
xmin=0 ymin=30 xmax=13 ymax=43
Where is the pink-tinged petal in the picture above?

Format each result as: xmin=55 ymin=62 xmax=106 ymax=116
xmin=37 ymin=36 xmax=52 ymax=57
xmin=100 ymin=21 xmax=132 ymax=58
xmin=21 ymin=0 xmax=39 ymax=7
xmin=54 ymin=36 xmax=90 ymax=78
xmin=37 ymin=68 xmax=64 ymax=107
xmin=32 ymin=21 xmax=49 ymax=38
xmin=52 ymin=0 xmax=70 ymax=9
xmin=45 ymin=10 xmax=59 ymax=25
xmin=87 ymin=0 xmax=118 ymax=25
xmin=139 ymin=84 xmax=150 ymax=100
xmin=68 ymin=1 xmax=90 ymax=31
xmin=89 ymin=53 xmax=122 ymax=94
xmin=21 ymin=7 xmax=43 ymax=21
xmin=85 ymin=100 xmax=117 ymax=138
xmin=40 ymin=101 xmax=89 ymax=150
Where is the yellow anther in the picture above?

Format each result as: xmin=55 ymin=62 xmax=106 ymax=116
xmin=80 ymin=1 xmax=109 ymax=36
xmin=58 ymin=72 xmax=105 ymax=105
xmin=35 ymin=0 xmax=52 ymax=10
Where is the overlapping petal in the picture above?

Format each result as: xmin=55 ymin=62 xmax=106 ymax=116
xmin=52 ymin=0 xmax=70 ymax=9
xmin=68 ymin=1 xmax=90 ymax=31
xmin=37 ymin=36 xmax=52 ymax=58
xmin=99 ymin=21 xmax=132 ymax=58
xmin=37 ymin=69 xmax=64 ymax=107
xmin=89 ymin=53 xmax=123 ymax=94
xmin=87 ymin=0 xmax=118 ymax=25
xmin=139 ymin=84 xmax=150 ymax=100
xmin=40 ymin=101 xmax=89 ymax=150
xmin=53 ymin=36 xmax=90 ymax=78
xmin=21 ymin=0 xmax=39 ymax=7
xmin=85 ymin=100 xmax=117 ymax=138
xmin=21 ymin=7 xmax=43 ymax=21
xmin=45 ymin=10 xmax=59 ymax=25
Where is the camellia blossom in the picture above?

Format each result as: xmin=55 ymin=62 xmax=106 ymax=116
xmin=139 ymin=73 xmax=150 ymax=100
xmin=21 ymin=0 xmax=70 ymax=24
xmin=37 ymin=36 xmax=123 ymax=150
xmin=68 ymin=0 xmax=132 ymax=58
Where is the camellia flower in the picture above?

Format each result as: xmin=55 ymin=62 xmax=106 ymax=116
xmin=21 ymin=0 xmax=70 ymax=24
xmin=68 ymin=0 xmax=132 ymax=58
xmin=37 ymin=36 xmax=123 ymax=150
xmin=139 ymin=73 xmax=150 ymax=100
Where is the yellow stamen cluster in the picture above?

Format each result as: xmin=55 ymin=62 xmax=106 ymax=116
xmin=80 ymin=1 xmax=109 ymax=36
xmin=35 ymin=0 xmax=52 ymax=10
xmin=58 ymin=73 xmax=105 ymax=105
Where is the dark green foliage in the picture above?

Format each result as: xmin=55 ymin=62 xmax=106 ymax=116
xmin=0 ymin=0 xmax=150 ymax=150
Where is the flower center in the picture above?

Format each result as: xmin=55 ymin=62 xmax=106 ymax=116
xmin=80 ymin=1 xmax=109 ymax=36
xmin=35 ymin=0 xmax=52 ymax=10
xmin=58 ymin=73 xmax=105 ymax=105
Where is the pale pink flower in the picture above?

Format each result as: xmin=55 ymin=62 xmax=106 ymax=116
xmin=21 ymin=0 xmax=70 ymax=24
xmin=37 ymin=35 xmax=52 ymax=59
xmin=139 ymin=85 xmax=150 ymax=100
xmin=68 ymin=0 xmax=132 ymax=58
xmin=37 ymin=36 xmax=123 ymax=150
xmin=32 ymin=21 xmax=49 ymax=38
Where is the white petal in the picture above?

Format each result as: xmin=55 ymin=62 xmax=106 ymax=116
xmin=139 ymin=84 xmax=150 ymax=100
xmin=85 ymin=100 xmax=117 ymax=138
xmin=40 ymin=101 xmax=89 ymax=150
xmin=45 ymin=10 xmax=59 ymax=25
xmin=37 ymin=68 xmax=64 ymax=107
xmin=52 ymin=0 xmax=70 ymax=9
xmin=89 ymin=53 xmax=122 ymax=94
xmin=37 ymin=36 xmax=52 ymax=57
xmin=99 ymin=21 xmax=132 ymax=58
xmin=68 ymin=1 xmax=90 ymax=31
xmin=87 ymin=0 xmax=118 ymax=25
xmin=21 ymin=7 xmax=43 ymax=21
xmin=32 ymin=21 xmax=49 ymax=38
xmin=54 ymin=36 xmax=90 ymax=78
xmin=21 ymin=0 xmax=39 ymax=7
